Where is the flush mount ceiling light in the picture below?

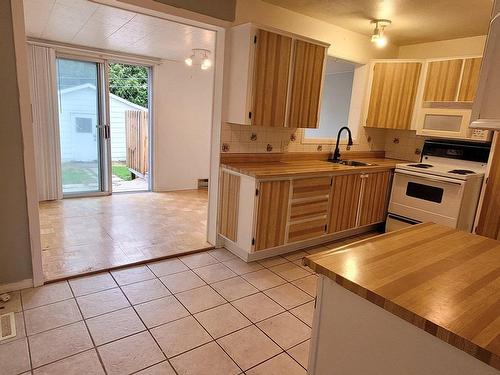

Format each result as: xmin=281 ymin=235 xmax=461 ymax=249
xmin=185 ymin=49 xmax=212 ymax=70
xmin=371 ymin=19 xmax=392 ymax=48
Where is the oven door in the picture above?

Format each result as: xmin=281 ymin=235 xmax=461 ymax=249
xmin=389 ymin=171 xmax=465 ymax=228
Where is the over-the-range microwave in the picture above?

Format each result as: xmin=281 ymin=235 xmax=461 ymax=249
xmin=416 ymin=107 xmax=491 ymax=141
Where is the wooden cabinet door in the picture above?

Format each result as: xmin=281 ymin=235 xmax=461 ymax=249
xmin=328 ymin=174 xmax=362 ymax=233
xmin=476 ymin=135 xmax=500 ymax=240
xmin=251 ymin=29 xmax=292 ymax=127
xmin=366 ymin=62 xmax=422 ymax=130
xmin=423 ymin=59 xmax=463 ymax=102
xmin=358 ymin=171 xmax=392 ymax=226
xmin=288 ymin=40 xmax=326 ymax=128
xmin=218 ymin=171 xmax=240 ymax=241
xmin=254 ymin=180 xmax=290 ymax=250
xmin=458 ymin=57 xmax=482 ymax=102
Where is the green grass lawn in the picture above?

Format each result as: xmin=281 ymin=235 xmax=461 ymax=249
xmin=112 ymin=164 xmax=132 ymax=181
xmin=62 ymin=165 xmax=95 ymax=185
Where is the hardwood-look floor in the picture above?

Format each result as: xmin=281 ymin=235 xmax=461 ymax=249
xmin=39 ymin=190 xmax=211 ymax=281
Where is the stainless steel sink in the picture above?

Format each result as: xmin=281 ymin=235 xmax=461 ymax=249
xmin=329 ymin=159 xmax=377 ymax=167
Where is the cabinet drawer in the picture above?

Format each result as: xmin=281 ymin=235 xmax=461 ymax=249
xmin=292 ymin=177 xmax=331 ymax=200
xmin=290 ymin=197 xmax=329 ymax=221
xmin=288 ymin=218 xmax=327 ymax=243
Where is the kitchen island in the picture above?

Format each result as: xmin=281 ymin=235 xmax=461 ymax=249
xmin=304 ymin=223 xmax=500 ymax=374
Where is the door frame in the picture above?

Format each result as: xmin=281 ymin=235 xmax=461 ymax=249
xmin=55 ymin=53 xmax=112 ymax=198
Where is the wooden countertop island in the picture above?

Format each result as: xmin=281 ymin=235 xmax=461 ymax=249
xmin=304 ymin=223 xmax=500 ymax=374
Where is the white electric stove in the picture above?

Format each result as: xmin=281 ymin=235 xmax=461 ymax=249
xmin=387 ymin=140 xmax=491 ymax=232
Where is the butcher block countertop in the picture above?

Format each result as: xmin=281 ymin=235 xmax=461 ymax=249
xmin=220 ymin=158 xmax=403 ymax=179
xmin=304 ymin=223 xmax=500 ymax=370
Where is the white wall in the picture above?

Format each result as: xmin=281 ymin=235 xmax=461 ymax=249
xmin=153 ymin=60 xmax=213 ymax=191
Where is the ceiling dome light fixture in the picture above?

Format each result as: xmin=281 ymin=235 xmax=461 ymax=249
xmin=185 ymin=49 xmax=212 ymax=70
xmin=371 ymin=19 xmax=391 ymax=48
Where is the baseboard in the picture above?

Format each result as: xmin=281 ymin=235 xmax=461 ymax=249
xmin=0 ymin=279 xmax=33 ymax=294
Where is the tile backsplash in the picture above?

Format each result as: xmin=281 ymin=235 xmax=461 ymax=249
xmin=221 ymin=123 xmax=425 ymax=162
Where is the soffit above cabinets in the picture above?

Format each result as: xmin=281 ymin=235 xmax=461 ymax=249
xmin=23 ymin=0 xmax=215 ymax=61
xmin=262 ymin=0 xmax=492 ymax=45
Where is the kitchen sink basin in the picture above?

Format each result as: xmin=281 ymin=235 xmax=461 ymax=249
xmin=329 ymin=159 xmax=377 ymax=167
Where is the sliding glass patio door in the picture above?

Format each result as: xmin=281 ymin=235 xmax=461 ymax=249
xmin=56 ymin=57 xmax=110 ymax=196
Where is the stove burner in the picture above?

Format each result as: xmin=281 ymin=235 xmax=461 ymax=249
xmin=408 ymin=163 xmax=433 ymax=169
xmin=448 ymin=169 xmax=476 ymax=175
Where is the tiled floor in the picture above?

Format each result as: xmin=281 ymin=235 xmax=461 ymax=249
xmin=39 ymin=190 xmax=211 ymax=281
xmin=0 ymin=232 xmax=379 ymax=375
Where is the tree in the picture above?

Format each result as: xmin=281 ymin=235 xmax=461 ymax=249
xmin=108 ymin=63 xmax=149 ymax=108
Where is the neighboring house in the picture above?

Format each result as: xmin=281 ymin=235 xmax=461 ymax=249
xmin=58 ymin=83 xmax=147 ymax=162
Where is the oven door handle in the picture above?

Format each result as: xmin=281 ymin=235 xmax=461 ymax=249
xmin=394 ymin=170 xmax=464 ymax=186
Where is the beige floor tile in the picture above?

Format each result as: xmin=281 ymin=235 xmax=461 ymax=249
xmin=222 ymin=258 xmax=263 ymax=275
xmin=304 ymin=245 xmax=329 ymax=255
xmin=171 ymin=342 xmax=240 ymax=375
xmin=21 ymin=281 xmax=73 ymax=310
xmin=121 ymin=278 xmax=170 ymax=305
xmin=217 ymin=325 xmax=281 ymax=371
xmin=150 ymin=316 xmax=212 ymax=357
xmin=258 ymin=256 xmax=289 ymax=268
xmin=293 ymin=259 xmax=314 ymax=273
xmin=194 ymin=303 xmax=251 ymax=339
xmin=98 ymin=331 xmax=165 ymax=375
xmin=211 ymin=277 xmax=259 ymax=301
xmin=287 ymin=340 xmax=310 ymax=369
xmin=193 ymin=263 xmax=237 ymax=284
xmin=135 ymin=361 xmax=176 ymax=375
xmin=284 ymin=251 xmax=309 ymax=262
xmin=291 ymin=275 xmax=318 ymax=297
xmin=179 ymin=252 xmax=218 ymax=269
xmin=290 ymin=301 xmax=315 ymax=327
xmin=76 ymin=288 xmax=130 ymax=318
xmin=33 ymin=349 xmax=105 ymax=375
xmin=269 ymin=263 xmax=311 ymax=282
xmin=208 ymin=248 xmax=237 ymax=262
xmin=135 ymin=295 xmax=189 ymax=328
xmin=264 ymin=284 xmax=313 ymax=310
xmin=257 ymin=312 xmax=311 ymax=350
xmin=231 ymin=293 xmax=285 ymax=323
xmin=69 ymin=273 xmax=117 ymax=296
xmin=0 ymin=291 xmax=22 ymax=314
xmin=25 ymin=299 xmax=82 ymax=335
xmin=0 ymin=338 xmax=30 ymax=375
xmin=29 ymin=321 xmax=93 ymax=368
xmin=86 ymin=307 xmax=145 ymax=345
xmin=246 ymin=352 xmax=306 ymax=375
xmin=111 ymin=265 xmax=155 ymax=286
xmin=147 ymin=258 xmax=188 ymax=277
xmin=175 ymin=285 xmax=225 ymax=314
xmin=160 ymin=270 xmax=206 ymax=294
xmin=242 ymin=269 xmax=287 ymax=290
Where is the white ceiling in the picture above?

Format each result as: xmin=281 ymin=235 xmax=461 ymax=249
xmin=263 ymin=0 xmax=493 ymax=45
xmin=23 ymin=0 xmax=216 ymax=61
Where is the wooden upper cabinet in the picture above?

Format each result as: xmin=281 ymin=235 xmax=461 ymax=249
xmin=365 ymin=62 xmax=422 ymax=130
xmin=328 ymin=173 xmax=362 ymax=233
xmin=251 ymin=30 xmax=292 ymax=127
xmin=458 ymin=57 xmax=482 ymax=102
xmin=288 ymin=40 xmax=327 ymax=128
xmin=423 ymin=59 xmax=463 ymax=102
xmin=358 ymin=171 xmax=391 ymax=226
xmin=254 ymin=180 xmax=290 ymax=251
